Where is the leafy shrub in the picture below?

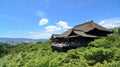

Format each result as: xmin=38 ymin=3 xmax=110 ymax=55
xmin=113 ymin=27 xmax=120 ymax=35
xmin=89 ymin=36 xmax=120 ymax=48
xmin=0 ymin=42 xmax=12 ymax=57
xmin=94 ymin=61 xmax=120 ymax=67
xmin=83 ymin=48 xmax=114 ymax=66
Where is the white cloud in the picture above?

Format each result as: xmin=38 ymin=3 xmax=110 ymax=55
xmin=44 ymin=20 xmax=71 ymax=33
xmin=99 ymin=18 xmax=120 ymax=29
xmin=39 ymin=18 xmax=49 ymax=26
xmin=45 ymin=25 xmax=61 ymax=32
xmin=36 ymin=20 xmax=71 ymax=39
xmin=57 ymin=21 xmax=71 ymax=29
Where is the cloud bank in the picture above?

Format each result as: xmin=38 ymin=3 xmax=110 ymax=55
xmin=45 ymin=26 xmax=61 ymax=32
xmin=57 ymin=21 xmax=71 ymax=29
xmin=45 ymin=20 xmax=71 ymax=33
xmin=99 ymin=18 xmax=120 ymax=29
xmin=39 ymin=18 xmax=49 ymax=26
xmin=29 ymin=20 xmax=72 ymax=39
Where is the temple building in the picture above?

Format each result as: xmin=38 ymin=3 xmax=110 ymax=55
xmin=50 ymin=21 xmax=113 ymax=52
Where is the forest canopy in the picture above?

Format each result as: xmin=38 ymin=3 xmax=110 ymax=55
xmin=0 ymin=27 xmax=120 ymax=67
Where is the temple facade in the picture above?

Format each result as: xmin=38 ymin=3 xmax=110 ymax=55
xmin=50 ymin=21 xmax=113 ymax=52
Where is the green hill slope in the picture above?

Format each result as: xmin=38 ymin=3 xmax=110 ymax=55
xmin=0 ymin=27 xmax=120 ymax=67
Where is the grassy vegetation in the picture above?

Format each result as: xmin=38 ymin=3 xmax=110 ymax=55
xmin=0 ymin=27 xmax=120 ymax=67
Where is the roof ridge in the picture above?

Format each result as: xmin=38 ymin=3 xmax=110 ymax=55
xmin=74 ymin=20 xmax=94 ymax=28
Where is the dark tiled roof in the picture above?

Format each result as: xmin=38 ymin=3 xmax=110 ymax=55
xmin=73 ymin=21 xmax=112 ymax=32
xmin=51 ymin=21 xmax=113 ymax=39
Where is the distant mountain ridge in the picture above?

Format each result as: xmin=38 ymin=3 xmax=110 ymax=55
xmin=0 ymin=37 xmax=48 ymax=43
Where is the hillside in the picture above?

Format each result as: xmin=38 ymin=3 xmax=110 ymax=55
xmin=0 ymin=36 xmax=120 ymax=67
xmin=0 ymin=27 xmax=120 ymax=67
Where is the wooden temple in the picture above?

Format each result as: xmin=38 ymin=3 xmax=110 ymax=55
xmin=50 ymin=21 xmax=113 ymax=52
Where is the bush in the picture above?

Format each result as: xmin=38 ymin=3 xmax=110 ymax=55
xmin=83 ymin=48 xmax=115 ymax=66
xmin=0 ymin=42 xmax=12 ymax=57
xmin=89 ymin=36 xmax=120 ymax=48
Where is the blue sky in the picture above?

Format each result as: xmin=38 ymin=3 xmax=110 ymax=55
xmin=0 ymin=0 xmax=120 ymax=39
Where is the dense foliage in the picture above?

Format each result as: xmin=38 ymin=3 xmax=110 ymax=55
xmin=0 ymin=28 xmax=120 ymax=67
xmin=0 ymin=42 xmax=14 ymax=57
xmin=113 ymin=27 xmax=120 ymax=35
